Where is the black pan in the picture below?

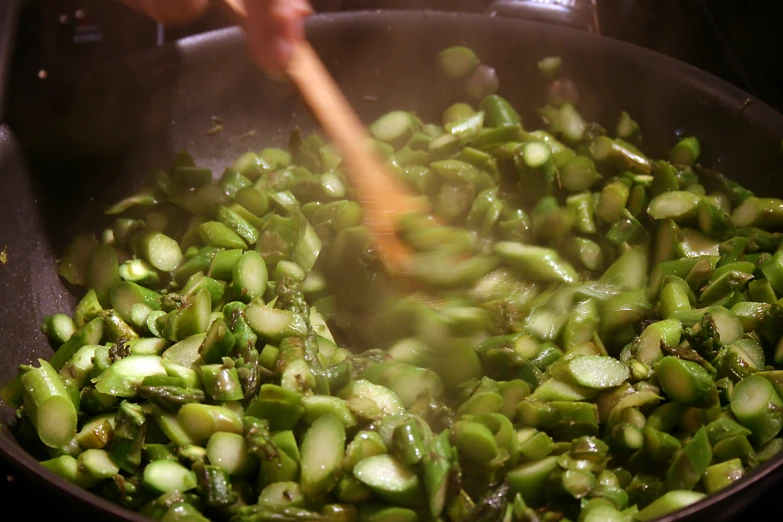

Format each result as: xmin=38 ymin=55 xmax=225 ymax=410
xmin=2 ymin=9 xmax=783 ymax=522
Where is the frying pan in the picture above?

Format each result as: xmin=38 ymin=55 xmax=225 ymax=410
xmin=2 ymin=7 xmax=783 ymax=522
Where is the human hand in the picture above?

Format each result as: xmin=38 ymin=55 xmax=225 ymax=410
xmin=119 ymin=0 xmax=313 ymax=75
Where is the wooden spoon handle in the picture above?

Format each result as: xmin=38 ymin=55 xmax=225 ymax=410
xmin=287 ymin=40 xmax=428 ymax=269
xmin=221 ymin=0 xmax=423 ymax=274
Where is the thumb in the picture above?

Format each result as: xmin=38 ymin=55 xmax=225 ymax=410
xmin=244 ymin=0 xmax=314 ymax=75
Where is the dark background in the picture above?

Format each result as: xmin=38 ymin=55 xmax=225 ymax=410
xmin=5 ymin=0 xmax=783 ymax=118
xmin=2 ymin=0 xmax=783 ymax=520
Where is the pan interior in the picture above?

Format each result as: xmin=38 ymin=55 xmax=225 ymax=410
xmin=1 ymin=11 xmax=783 ymax=522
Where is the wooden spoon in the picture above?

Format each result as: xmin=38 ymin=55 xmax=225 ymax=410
xmin=221 ymin=0 xmax=427 ymax=276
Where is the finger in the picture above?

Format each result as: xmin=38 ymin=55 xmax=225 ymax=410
xmin=119 ymin=0 xmax=209 ymax=26
xmin=244 ymin=0 xmax=313 ymax=75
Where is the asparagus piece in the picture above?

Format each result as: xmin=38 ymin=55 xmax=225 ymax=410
xmin=206 ymin=431 xmax=254 ymax=477
xmin=353 ymin=454 xmax=423 ymax=507
xmin=731 ymin=375 xmax=783 ymax=445
xmin=665 ymin=426 xmax=713 ymax=491
xmin=702 ymin=458 xmax=744 ymax=494
xmin=109 ymin=400 xmax=146 ymax=473
xmin=494 ymin=242 xmax=578 ymax=283
xmin=176 ymin=403 xmax=243 ymax=444
xmin=300 ymin=413 xmax=346 ymax=499
xmin=134 ymin=229 xmax=183 ymax=272
xmin=437 ymin=46 xmax=479 ymax=79
xmin=655 ymin=356 xmax=719 ymax=408
xmin=14 ymin=49 xmax=783 ymax=522
xmin=21 ymin=360 xmax=78 ymax=448
xmin=41 ymin=314 xmax=76 ymax=346
xmin=143 ymin=460 xmax=197 ymax=495
xmin=635 ymin=491 xmax=706 ymax=521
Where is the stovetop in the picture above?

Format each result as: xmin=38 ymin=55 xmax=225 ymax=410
xmin=2 ymin=0 xmax=783 ymax=520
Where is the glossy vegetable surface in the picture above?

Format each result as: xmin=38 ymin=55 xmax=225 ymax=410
xmin=4 ymin=47 xmax=783 ymax=522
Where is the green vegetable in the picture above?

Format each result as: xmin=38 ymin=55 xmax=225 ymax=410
xmin=669 ymin=136 xmax=701 ymax=166
xmin=41 ymin=314 xmax=77 ymax=346
xmin=134 ymin=229 xmax=183 ymax=272
xmin=10 ymin=47 xmax=783 ymax=522
xmin=655 ymin=356 xmax=719 ymax=408
xmin=702 ymin=458 xmax=744 ymax=494
xmin=205 ymin=431 xmax=253 ymax=477
xmin=436 ymin=46 xmax=479 ymax=79
xmin=494 ymin=242 xmax=577 ymax=283
xmin=732 ymin=197 xmax=783 ymax=228
xmin=21 ymin=360 xmax=78 ymax=448
xmin=144 ymin=460 xmax=198 ymax=495
xmin=636 ymin=491 xmax=706 ymax=521
xmin=371 ymin=111 xmax=417 ymax=146
xmin=481 ymin=94 xmax=521 ymax=128
xmin=176 ymin=403 xmax=242 ymax=444
xmin=665 ymin=426 xmax=712 ymax=490
xmin=590 ymin=136 xmax=650 ymax=174
xmin=353 ymin=454 xmax=423 ymax=507
xmin=300 ymin=413 xmax=346 ymax=500
xmin=731 ymin=375 xmax=783 ymax=445
xmin=537 ymin=56 xmax=562 ymax=79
